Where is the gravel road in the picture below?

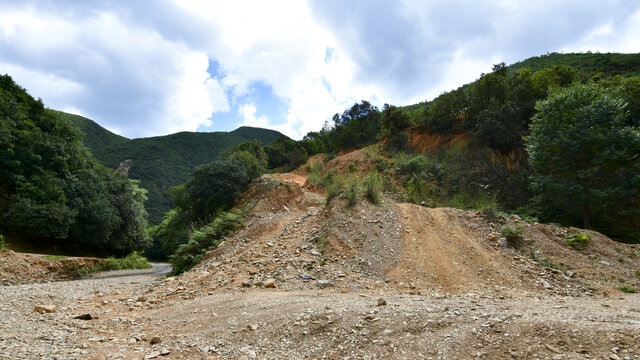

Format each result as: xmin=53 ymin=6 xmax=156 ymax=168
xmin=0 ymin=263 xmax=169 ymax=359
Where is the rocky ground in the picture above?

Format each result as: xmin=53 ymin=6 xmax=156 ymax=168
xmin=0 ymin=252 xmax=108 ymax=285
xmin=2 ymin=158 xmax=640 ymax=359
xmin=2 ymin=275 xmax=640 ymax=359
xmin=0 ymin=266 xmax=167 ymax=359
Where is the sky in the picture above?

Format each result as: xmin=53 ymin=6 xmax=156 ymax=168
xmin=1 ymin=1 xmax=639 ymax=139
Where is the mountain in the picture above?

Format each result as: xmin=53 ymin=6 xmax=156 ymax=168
xmin=51 ymin=110 xmax=285 ymax=223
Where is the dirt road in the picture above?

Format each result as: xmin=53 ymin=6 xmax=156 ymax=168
xmin=0 ymin=264 xmax=168 ymax=359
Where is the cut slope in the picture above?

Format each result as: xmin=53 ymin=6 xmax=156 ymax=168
xmin=145 ymin=163 xmax=640 ymax=299
xmin=390 ymin=204 xmax=525 ymax=294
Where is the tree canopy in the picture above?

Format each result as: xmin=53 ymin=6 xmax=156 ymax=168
xmin=525 ymin=83 xmax=640 ymax=234
xmin=0 ymin=74 xmax=150 ymax=255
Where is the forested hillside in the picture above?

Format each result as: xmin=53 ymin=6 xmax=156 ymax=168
xmin=55 ymin=110 xmax=284 ymax=223
xmin=246 ymin=52 xmax=640 ymax=244
xmin=0 ymin=75 xmax=150 ymax=255
xmin=507 ymin=52 xmax=640 ymax=77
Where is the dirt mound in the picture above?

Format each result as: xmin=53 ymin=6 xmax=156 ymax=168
xmin=143 ymin=152 xmax=640 ymax=300
xmin=0 ymin=251 xmax=104 ymax=285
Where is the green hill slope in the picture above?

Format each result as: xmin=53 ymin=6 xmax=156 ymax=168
xmin=53 ymin=110 xmax=284 ymax=223
xmin=507 ymin=52 xmax=640 ymax=77
xmin=49 ymin=110 xmax=130 ymax=151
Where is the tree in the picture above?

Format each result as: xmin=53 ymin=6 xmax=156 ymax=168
xmin=181 ymin=159 xmax=251 ymax=222
xmin=525 ymin=83 xmax=640 ymax=230
xmin=421 ymin=88 xmax=466 ymax=133
xmin=332 ymin=100 xmax=381 ymax=149
xmin=0 ymin=74 xmax=150 ymax=255
xmin=381 ymin=104 xmax=411 ymax=136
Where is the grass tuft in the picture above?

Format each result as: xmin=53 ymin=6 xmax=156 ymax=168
xmin=364 ymin=172 xmax=384 ymax=205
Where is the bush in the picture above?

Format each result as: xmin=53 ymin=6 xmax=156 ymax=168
xmin=530 ymin=250 xmax=560 ymax=270
xmin=0 ymin=234 xmax=6 ymax=252
xmin=75 ymin=252 xmax=151 ymax=277
xmin=363 ymin=172 xmax=384 ymax=205
xmin=481 ymin=205 xmax=500 ymax=221
xmin=500 ymin=224 xmax=524 ymax=248
xmin=566 ymin=232 xmax=589 ymax=248
xmin=445 ymin=191 xmax=496 ymax=211
xmin=102 ymin=251 xmax=151 ymax=271
xmin=619 ymin=285 xmax=637 ymax=293
xmin=405 ymin=177 xmax=438 ymax=205
xmin=169 ymin=211 xmax=242 ymax=276
xmin=345 ymin=176 xmax=361 ymax=206
xmin=324 ymin=173 xmax=346 ymax=205
xmin=385 ymin=132 xmax=409 ymax=153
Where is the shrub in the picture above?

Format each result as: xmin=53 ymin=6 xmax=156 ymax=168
xmin=445 ymin=191 xmax=496 ymax=211
xmin=345 ymin=176 xmax=361 ymax=206
xmin=530 ymin=250 xmax=560 ymax=270
xmin=405 ymin=177 xmax=437 ymax=205
xmin=481 ymin=205 xmax=500 ymax=221
xmin=103 ymin=251 xmax=151 ymax=271
xmin=385 ymin=131 xmax=409 ymax=153
xmin=619 ymin=285 xmax=637 ymax=293
xmin=169 ymin=211 xmax=242 ymax=275
xmin=316 ymin=235 xmax=329 ymax=254
xmin=364 ymin=172 xmax=384 ymax=205
xmin=0 ymin=234 xmax=6 ymax=252
xmin=324 ymin=173 xmax=346 ymax=205
xmin=75 ymin=251 xmax=151 ymax=277
xmin=374 ymin=158 xmax=388 ymax=172
xmin=500 ymin=224 xmax=524 ymax=248
xmin=566 ymin=232 xmax=589 ymax=248
xmin=348 ymin=162 xmax=356 ymax=173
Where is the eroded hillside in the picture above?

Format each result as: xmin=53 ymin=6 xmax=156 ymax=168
xmin=7 ymin=152 xmax=634 ymax=359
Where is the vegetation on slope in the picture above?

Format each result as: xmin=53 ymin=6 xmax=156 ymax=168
xmin=0 ymin=75 xmax=150 ymax=256
xmin=59 ymin=110 xmax=283 ymax=223
xmin=255 ymin=52 xmax=640 ymax=243
xmin=149 ymin=141 xmax=268 ymax=267
xmin=508 ymin=52 xmax=640 ymax=77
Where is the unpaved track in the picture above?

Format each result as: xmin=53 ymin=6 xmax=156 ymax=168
xmin=0 ymin=265 xmax=167 ymax=359
xmin=8 ymin=284 xmax=639 ymax=359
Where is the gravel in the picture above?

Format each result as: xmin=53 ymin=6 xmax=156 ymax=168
xmin=0 ymin=269 xmax=163 ymax=359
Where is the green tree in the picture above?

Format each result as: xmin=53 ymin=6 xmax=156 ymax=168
xmin=525 ymin=83 xmax=640 ymax=230
xmin=421 ymin=88 xmax=466 ymax=133
xmin=0 ymin=74 xmax=150 ymax=255
xmin=381 ymin=104 xmax=411 ymax=136
xmin=332 ymin=100 xmax=381 ymax=149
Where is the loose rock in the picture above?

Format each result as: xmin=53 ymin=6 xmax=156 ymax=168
xmin=34 ymin=304 xmax=57 ymax=313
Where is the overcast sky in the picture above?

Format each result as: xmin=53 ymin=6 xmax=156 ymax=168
xmin=1 ymin=1 xmax=639 ymax=139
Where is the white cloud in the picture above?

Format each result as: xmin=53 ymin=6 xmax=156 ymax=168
xmin=1 ymin=0 xmax=640 ymax=140
xmin=0 ymin=2 xmax=225 ymax=138
xmin=206 ymin=77 xmax=230 ymax=113
xmin=0 ymin=62 xmax=85 ymax=104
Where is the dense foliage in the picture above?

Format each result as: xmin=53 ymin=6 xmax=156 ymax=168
xmin=508 ymin=52 xmax=640 ymax=77
xmin=0 ymin=75 xmax=150 ymax=255
xmin=526 ymin=83 xmax=640 ymax=239
xmin=148 ymin=141 xmax=267 ymax=264
xmin=61 ymin=111 xmax=283 ymax=223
